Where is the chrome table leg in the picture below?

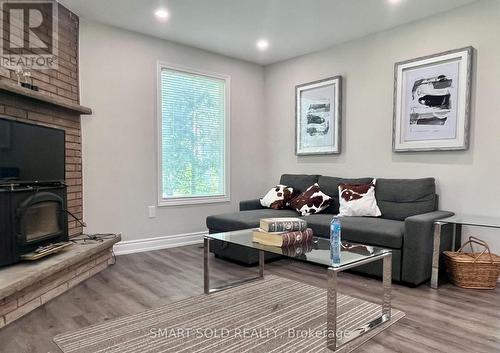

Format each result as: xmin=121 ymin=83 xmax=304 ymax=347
xmin=204 ymin=237 xmax=210 ymax=294
xmin=259 ymin=250 xmax=264 ymax=278
xmin=204 ymin=241 xmax=265 ymax=295
xmin=382 ymin=253 xmax=392 ymax=319
xmin=431 ymin=222 xmax=443 ymax=289
xmin=326 ymin=267 xmax=338 ymax=351
xmin=326 ymin=253 xmax=392 ymax=351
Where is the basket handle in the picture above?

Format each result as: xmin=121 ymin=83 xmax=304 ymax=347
xmin=456 ymin=236 xmax=494 ymax=264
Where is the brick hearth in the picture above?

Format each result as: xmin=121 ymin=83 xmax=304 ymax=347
xmin=0 ymin=237 xmax=121 ymax=328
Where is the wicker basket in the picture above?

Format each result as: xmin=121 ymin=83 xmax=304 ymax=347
xmin=444 ymin=236 xmax=500 ymax=289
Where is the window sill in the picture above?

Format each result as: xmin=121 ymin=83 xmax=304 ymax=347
xmin=158 ymin=196 xmax=230 ymax=207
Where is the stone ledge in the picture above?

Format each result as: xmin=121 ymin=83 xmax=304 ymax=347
xmin=0 ymin=236 xmax=120 ymax=328
xmin=0 ymin=236 xmax=120 ymax=300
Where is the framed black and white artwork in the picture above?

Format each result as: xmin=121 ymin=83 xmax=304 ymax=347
xmin=295 ymin=76 xmax=342 ymax=155
xmin=393 ymin=47 xmax=473 ymax=152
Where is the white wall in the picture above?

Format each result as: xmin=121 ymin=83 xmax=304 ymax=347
xmin=79 ymin=20 xmax=267 ymax=242
xmin=80 ymin=1 xmax=500 ymax=253
xmin=263 ymin=0 xmax=500 ymax=253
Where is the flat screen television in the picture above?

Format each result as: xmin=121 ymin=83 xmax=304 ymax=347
xmin=0 ymin=117 xmax=65 ymax=182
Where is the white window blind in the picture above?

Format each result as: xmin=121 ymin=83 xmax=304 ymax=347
xmin=158 ymin=65 xmax=228 ymax=204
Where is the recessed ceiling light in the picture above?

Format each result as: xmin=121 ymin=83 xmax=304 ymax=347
xmin=154 ymin=8 xmax=170 ymax=20
xmin=388 ymin=0 xmax=401 ymax=4
xmin=256 ymin=39 xmax=269 ymax=51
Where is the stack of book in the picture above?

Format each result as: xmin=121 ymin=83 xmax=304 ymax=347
xmin=252 ymin=217 xmax=314 ymax=247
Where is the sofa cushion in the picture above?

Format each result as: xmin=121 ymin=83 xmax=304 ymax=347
xmin=317 ymin=176 xmax=373 ymax=214
xmin=279 ymin=174 xmax=320 ymax=194
xmin=206 ymin=209 xmax=299 ymax=232
xmin=303 ymin=214 xmax=404 ymax=248
xmin=376 ymin=178 xmax=436 ymax=221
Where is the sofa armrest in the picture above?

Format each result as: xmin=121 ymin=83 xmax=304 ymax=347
xmin=402 ymin=210 xmax=454 ymax=285
xmin=239 ymin=199 xmax=264 ymax=211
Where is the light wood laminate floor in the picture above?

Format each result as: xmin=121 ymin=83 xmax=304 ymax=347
xmin=0 ymin=244 xmax=499 ymax=353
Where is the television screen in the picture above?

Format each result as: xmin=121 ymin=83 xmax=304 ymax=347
xmin=0 ymin=118 xmax=65 ymax=182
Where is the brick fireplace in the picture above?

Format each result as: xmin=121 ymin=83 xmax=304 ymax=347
xmin=0 ymin=2 xmax=122 ymax=328
xmin=0 ymin=4 xmax=85 ymax=237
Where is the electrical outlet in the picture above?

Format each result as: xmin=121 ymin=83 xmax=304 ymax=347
xmin=148 ymin=205 xmax=156 ymax=218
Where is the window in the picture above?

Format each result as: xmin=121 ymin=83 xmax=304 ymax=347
xmin=157 ymin=63 xmax=229 ymax=206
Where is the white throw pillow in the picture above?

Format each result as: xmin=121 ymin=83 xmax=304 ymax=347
xmin=338 ymin=179 xmax=381 ymax=217
xmin=260 ymin=185 xmax=295 ymax=209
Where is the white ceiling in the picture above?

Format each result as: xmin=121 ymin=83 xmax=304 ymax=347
xmin=59 ymin=0 xmax=480 ymax=65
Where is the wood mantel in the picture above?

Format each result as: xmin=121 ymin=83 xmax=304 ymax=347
xmin=0 ymin=80 xmax=92 ymax=115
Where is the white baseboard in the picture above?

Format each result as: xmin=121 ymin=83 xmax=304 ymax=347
xmin=113 ymin=231 xmax=206 ymax=255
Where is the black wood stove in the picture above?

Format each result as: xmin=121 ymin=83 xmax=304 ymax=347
xmin=0 ymin=117 xmax=69 ymax=266
xmin=0 ymin=181 xmax=69 ymax=266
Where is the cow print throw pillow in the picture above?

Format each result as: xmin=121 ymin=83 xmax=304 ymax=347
xmin=260 ymin=185 xmax=296 ymax=209
xmin=289 ymin=183 xmax=332 ymax=216
xmin=338 ymin=179 xmax=382 ymax=217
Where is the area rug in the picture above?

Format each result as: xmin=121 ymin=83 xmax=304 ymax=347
xmin=54 ymin=276 xmax=404 ymax=353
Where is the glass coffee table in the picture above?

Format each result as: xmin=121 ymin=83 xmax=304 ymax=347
xmin=204 ymin=229 xmax=392 ymax=351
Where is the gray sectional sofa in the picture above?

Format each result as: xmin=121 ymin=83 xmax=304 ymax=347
xmin=206 ymin=174 xmax=455 ymax=286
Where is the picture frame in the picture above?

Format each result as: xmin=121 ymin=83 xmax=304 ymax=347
xmin=295 ymin=76 xmax=342 ymax=155
xmin=393 ymin=47 xmax=473 ymax=152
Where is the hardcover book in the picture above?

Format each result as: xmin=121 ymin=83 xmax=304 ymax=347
xmin=259 ymin=217 xmax=307 ymax=233
xmin=252 ymin=228 xmax=314 ymax=247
